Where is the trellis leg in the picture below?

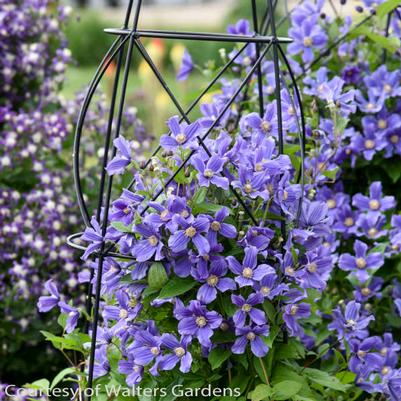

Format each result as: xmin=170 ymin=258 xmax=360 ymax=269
xmin=252 ymin=0 xmax=265 ymax=117
xmin=276 ymin=44 xmax=306 ymax=223
xmin=86 ymin=1 xmax=143 ymax=398
xmin=267 ymin=0 xmax=286 ymax=241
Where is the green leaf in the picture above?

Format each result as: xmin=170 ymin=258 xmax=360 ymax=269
xmin=304 ymin=368 xmax=350 ymax=391
xmin=221 ymin=295 xmax=237 ymax=316
xmin=262 ymin=301 xmax=276 ymax=322
xmin=383 ymin=158 xmax=401 ymax=182
xmin=352 ymin=25 xmax=400 ymax=52
xmin=40 ymin=331 xmax=89 ymax=353
xmin=377 ymin=0 xmax=401 ymax=18
xmin=336 ymin=371 xmax=356 ymax=385
xmin=57 ymin=313 xmax=67 ymax=330
xmin=148 ymin=262 xmax=168 ymax=289
xmin=275 ymin=339 xmax=306 ymax=360
xmin=248 ymin=384 xmax=273 ymax=401
xmin=111 ymin=221 xmax=133 ymax=233
xmin=192 ymin=202 xmax=226 ymax=215
xmin=322 ymin=167 xmax=339 ymax=181
xmin=273 ymin=380 xmax=302 ymax=400
xmin=51 ymin=368 xmax=77 ymax=389
xmin=25 ymin=379 xmax=50 ymax=392
xmin=253 ymin=357 xmax=269 ymax=384
xmin=263 ymin=325 xmax=280 ymax=348
xmin=231 ymin=370 xmax=250 ymax=393
xmin=271 ymin=364 xmax=305 ymax=385
xmin=192 ymin=187 xmax=208 ymax=205
xmin=208 ymin=347 xmax=231 ymax=370
xmin=158 ymin=277 xmax=197 ymax=298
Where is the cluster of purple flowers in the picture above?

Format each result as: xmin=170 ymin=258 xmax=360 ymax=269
xmin=287 ymin=2 xmax=401 ymax=399
xmin=69 ymin=79 xmax=340 ymax=386
xmin=287 ymin=0 xmax=328 ymax=63
xmin=0 ymin=0 xmax=82 ymax=330
xmin=36 ymin=1 xmax=401 ymax=400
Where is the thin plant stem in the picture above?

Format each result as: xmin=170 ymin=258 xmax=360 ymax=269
xmin=259 ymin=357 xmax=270 ymax=385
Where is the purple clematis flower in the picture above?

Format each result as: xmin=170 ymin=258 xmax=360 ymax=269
xmin=132 ymin=223 xmax=164 ymax=262
xmin=319 ymin=76 xmax=356 ymax=116
xmin=128 ymin=330 xmax=162 ymax=370
xmin=159 ymin=334 xmax=192 ymax=373
xmin=395 ymin=299 xmax=401 ymax=317
xmin=37 ymin=279 xmax=60 ymax=312
xmin=364 ymin=65 xmax=401 ymax=99
xmin=232 ymin=167 xmax=267 ymax=199
xmin=254 ymin=272 xmax=289 ymax=300
xmin=333 ymin=204 xmax=360 ymax=236
xmin=298 ymin=200 xmax=330 ymax=236
xmin=383 ymin=368 xmax=401 ymax=401
xmin=59 ymin=301 xmax=79 ymax=334
xmin=295 ymin=250 xmax=333 ymax=290
xmin=145 ymin=196 xmax=190 ymax=231
xmin=191 ymin=154 xmax=229 ymax=190
xmin=174 ymin=300 xmax=222 ymax=348
xmin=243 ymin=103 xmax=278 ymax=138
xmin=206 ymin=207 xmax=237 ymax=245
xmin=352 ymin=181 xmax=395 ymax=213
xmin=329 ymin=301 xmax=375 ymax=340
xmin=354 ymin=277 xmax=384 ymax=302
xmin=227 ymin=19 xmax=251 ymax=35
xmin=355 ymin=89 xmax=385 ymax=114
xmin=160 ymin=116 xmax=200 ymax=150
xmin=349 ymin=336 xmax=384 ymax=376
xmin=291 ymin=0 xmax=325 ymax=25
xmin=280 ymin=89 xmax=299 ymax=132
xmin=176 ymin=49 xmax=193 ymax=81
xmin=283 ymin=303 xmax=311 ymax=337
xmin=103 ymin=290 xmax=142 ymax=323
xmin=192 ymin=258 xmax=236 ymax=303
xmin=342 ymin=65 xmax=362 ymax=85
xmin=227 ymin=246 xmax=274 ymax=287
xmin=303 ymin=66 xmax=328 ymax=97
xmin=239 ymin=226 xmax=274 ymax=251
xmin=93 ymin=346 xmax=111 ymax=378
xmin=168 ymin=215 xmax=210 ymax=256
xmin=81 ymin=217 xmax=104 ymax=260
xmin=106 ymin=135 xmax=132 ymax=175
xmin=232 ymin=325 xmax=269 ymax=357
xmin=288 ymin=16 xmax=328 ymax=63
xmin=339 ymin=240 xmax=384 ymax=283
xmin=110 ymin=189 xmax=144 ymax=225
xmin=350 ymin=127 xmax=386 ymax=161
xmin=231 ymin=293 xmax=266 ymax=327
xmin=356 ymin=212 xmax=387 ymax=239
xmin=118 ymin=357 xmax=144 ymax=386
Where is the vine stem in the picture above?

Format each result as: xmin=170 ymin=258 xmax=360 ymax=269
xmin=301 ymin=338 xmax=342 ymax=372
xmin=259 ymin=357 xmax=270 ymax=385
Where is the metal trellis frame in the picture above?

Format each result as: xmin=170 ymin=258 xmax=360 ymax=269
xmin=67 ymin=0 xmax=309 ymax=398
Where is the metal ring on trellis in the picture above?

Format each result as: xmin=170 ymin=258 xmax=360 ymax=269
xmin=68 ymin=0 xmax=308 ymax=398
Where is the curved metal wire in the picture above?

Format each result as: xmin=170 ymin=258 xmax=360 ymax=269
xmin=73 ymin=35 xmax=130 ymax=227
xmin=276 ymin=43 xmax=306 ymax=223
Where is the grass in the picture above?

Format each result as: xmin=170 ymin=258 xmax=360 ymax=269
xmin=62 ymin=66 xmax=97 ymax=99
xmin=62 ymin=65 xmax=215 ymax=136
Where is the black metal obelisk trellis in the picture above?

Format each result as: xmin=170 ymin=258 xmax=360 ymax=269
xmin=67 ymin=0 xmax=306 ymax=397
